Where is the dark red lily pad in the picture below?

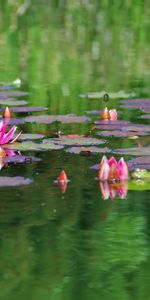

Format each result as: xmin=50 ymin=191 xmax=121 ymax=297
xmin=0 ymin=118 xmax=24 ymax=125
xmin=48 ymin=137 xmax=105 ymax=146
xmin=65 ymin=146 xmax=110 ymax=154
xmin=127 ymin=157 xmax=150 ymax=171
xmin=113 ymin=147 xmax=150 ymax=156
xmin=0 ymin=176 xmax=32 ymax=186
xmin=0 ymin=99 xmax=27 ymax=106
xmin=18 ymin=133 xmax=45 ymax=140
xmin=0 ymin=107 xmax=47 ymax=113
xmin=97 ymin=130 xmax=147 ymax=137
xmin=23 ymin=114 xmax=91 ymax=124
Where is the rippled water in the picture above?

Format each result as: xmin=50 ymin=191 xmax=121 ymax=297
xmin=0 ymin=2 xmax=150 ymax=299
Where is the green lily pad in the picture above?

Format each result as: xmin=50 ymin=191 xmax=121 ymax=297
xmin=128 ymin=180 xmax=150 ymax=191
xmin=5 ymin=141 xmax=64 ymax=151
xmin=0 ymin=99 xmax=27 ymax=106
xmin=46 ymin=136 xmax=105 ymax=146
xmin=23 ymin=114 xmax=91 ymax=124
xmin=113 ymin=147 xmax=150 ymax=156
xmin=18 ymin=133 xmax=45 ymax=140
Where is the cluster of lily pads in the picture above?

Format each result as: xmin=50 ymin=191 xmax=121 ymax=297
xmin=1 ymin=85 xmax=150 ymax=197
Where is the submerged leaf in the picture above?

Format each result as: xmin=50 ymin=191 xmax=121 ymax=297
xmin=23 ymin=114 xmax=91 ymax=124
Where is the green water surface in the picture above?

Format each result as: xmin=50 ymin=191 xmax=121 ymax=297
xmin=0 ymin=1 xmax=150 ymax=300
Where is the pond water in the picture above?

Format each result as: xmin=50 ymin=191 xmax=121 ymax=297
xmin=0 ymin=2 xmax=150 ymax=300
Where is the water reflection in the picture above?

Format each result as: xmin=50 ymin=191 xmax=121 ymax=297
xmin=99 ymin=181 xmax=128 ymax=200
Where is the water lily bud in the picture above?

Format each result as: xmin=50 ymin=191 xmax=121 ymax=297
xmin=57 ymin=170 xmax=68 ymax=183
xmin=3 ymin=107 xmax=12 ymax=118
xmin=100 ymin=107 xmax=110 ymax=120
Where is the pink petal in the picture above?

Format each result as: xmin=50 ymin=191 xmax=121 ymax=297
xmin=98 ymin=158 xmax=110 ymax=181
xmin=109 ymin=109 xmax=117 ymax=121
xmin=0 ymin=126 xmax=17 ymax=145
xmin=117 ymin=157 xmax=129 ymax=181
xmin=10 ymin=131 xmax=22 ymax=144
xmin=108 ymin=156 xmax=118 ymax=167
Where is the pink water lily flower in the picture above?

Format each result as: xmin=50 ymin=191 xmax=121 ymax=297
xmin=0 ymin=121 xmax=21 ymax=145
xmin=100 ymin=107 xmax=117 ymax=121
xmin=98 ymin=155 xmax=128 ymax=182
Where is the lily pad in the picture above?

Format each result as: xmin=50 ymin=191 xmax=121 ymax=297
xmin=95 ymin=120 xmax=129 ymax=125
xmin=0 ymin=107 xmax=47 ymax=113
xmin=3 ymin=155 xmax=41 ymax=164
xmin=97 ymin=130 xmax=147 ymax=137
xmin=0 ymin=176 xmax=32 ymax=186
xmin=5 ymin=141 xmax=64 ymax=151
xmin=120 ymin=99 xmax=150 ymax=110
xmin=0 ymin=118 xmax=24 ymax=125
xmin=140 ymin=114 xmax=150 ymax=119
xmin=23 ymin=114 xmax=91 ymax=124
xmin=65 ymin=146 xmax=110 ymax=154
xmin=127 ymin=157 xmax=150 ymax=170
xmin=0 ymin=91 xmax=28 ymax=98
xmin=80 ymin=91 xmax=136 ymax=99
xmin=113 ymin=147 xmax=150 ymax=156
xmin=18 ymin=133 xmax=45 ymax=141
xmin=128 ymin=180 xmax=150 ymax=191
xmin=94 ymin=121 xmax=130 ymax=130
xmin=122 ymin=124 xmax=150 ymax=133
xmin=0 ymin=99 xmax=27 ymax=106
xmin=46 ymin=136 xmax=105 ymax=146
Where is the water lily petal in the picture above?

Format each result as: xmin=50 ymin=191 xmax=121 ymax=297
xmin=118 ymin=157 xmax=129 ymax=180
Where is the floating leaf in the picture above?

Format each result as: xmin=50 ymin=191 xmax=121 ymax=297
xmin=23 ymin=114 xmax=91 ymax=124
xmin=122 ymin=124 xmax=150 ymax=133
xmin=3 ymin=155 xmax=41 ymax=164
xmin=128 ymin=157 xmax=150 ymax=171
xmin=80 ymin=91 xmax=136 ymax=99
xmin=0 ymin=106 xmax=47 ymax=113
xmin=0 ymin=91 xmax=28 ymax=98
xmin=5 ymin=141 xmax=64 ymax=151
xmin=97 ymin=130 xmax=147 ymax=137
xmin=18 ymin=133 xmax=45 ymax=140
xmin=95 ymin=120 xmax=129 ymax=125
xmin=120 ymin=99 xmax=150 ymax=110
xmin=0 ymin=117 xmax=24 ymax=125
xmin=113 ymin=147 xmax=150 ymax=156
xmin=65 ymin=146 xmax=110 ymax=154
xmin=47 ymin=136 xmax=105 ymax=146
xmin=0 ymin=176 xmax=32 ymax=186
xmin=0 ymin=99 xmax=27 ymax=106
xmin=140 ymin=114 xmax=150 ymax=119
xmin=128 ymin=180 xmax=150 ymax=191
xmin=90 ymin=163 xmax=101 ymax=170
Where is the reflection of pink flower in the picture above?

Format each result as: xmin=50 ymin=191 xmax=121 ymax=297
xmin=99 ymin=181 xmax=128 ymax=200
xmin=98 ymin=156 xmax=128 ymax=181
xmin=0 ymin=121 xmax=21 ymax=145
xmin=100 ymin=107 xmax=117 ymax=121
